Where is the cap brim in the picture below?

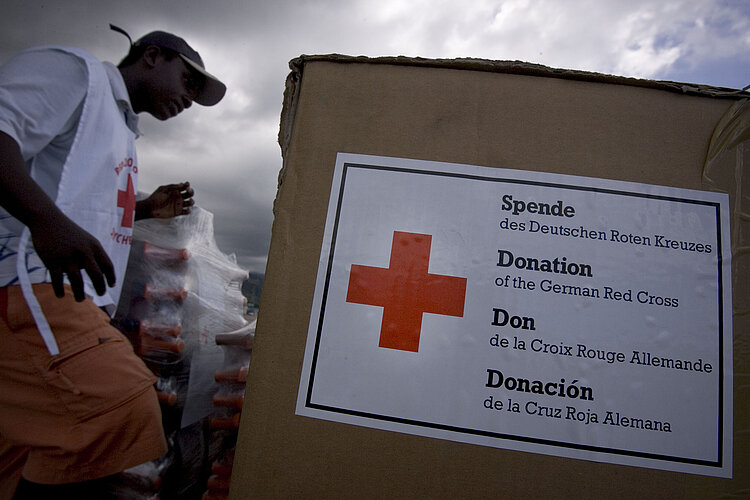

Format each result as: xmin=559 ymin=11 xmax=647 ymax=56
xmin=180 ymin=55 xmax=226 ymax=106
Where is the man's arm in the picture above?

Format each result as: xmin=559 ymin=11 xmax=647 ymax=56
xmin=0 ymin=131 xmax=115 ymax=301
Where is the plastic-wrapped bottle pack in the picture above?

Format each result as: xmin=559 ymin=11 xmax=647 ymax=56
xmin=109 ymin=207 xmax=251 ymax=499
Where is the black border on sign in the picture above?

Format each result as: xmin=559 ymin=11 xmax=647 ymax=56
xmin=303 ymin=161 xmax=726 ymax=469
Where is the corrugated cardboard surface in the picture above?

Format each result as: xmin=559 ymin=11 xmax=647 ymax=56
xmin=231 ymin=56 xmax=748 ymax=498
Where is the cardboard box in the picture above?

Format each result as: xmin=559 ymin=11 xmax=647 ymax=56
xmin=231 ymin=55 xmax=748 ymax=498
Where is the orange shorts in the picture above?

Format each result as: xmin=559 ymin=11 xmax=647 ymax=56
xmin=0 ymin=284 xmax=167 ymax=486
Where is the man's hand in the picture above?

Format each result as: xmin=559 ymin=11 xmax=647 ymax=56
xmin=136 ymin=182 xmax=194 ymax=220
xmin=29 ymin=214 xmax=116 ymax=301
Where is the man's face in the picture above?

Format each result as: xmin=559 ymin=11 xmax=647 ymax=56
xmin=143 ymin=49 xmax=203 ymax=120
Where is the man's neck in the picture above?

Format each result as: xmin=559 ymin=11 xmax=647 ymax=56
xmin=117 ymin=65 xmax=144 ymax=114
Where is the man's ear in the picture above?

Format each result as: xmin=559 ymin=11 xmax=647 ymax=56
xmin=141 ymin=46 xmax=162 ymax=69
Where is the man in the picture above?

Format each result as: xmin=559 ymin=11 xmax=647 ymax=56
xmin=0 ymin=25 xmax=226 ymax=498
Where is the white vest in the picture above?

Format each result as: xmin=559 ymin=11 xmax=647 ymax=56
xmin=17 ymin=47 xmax=138 ymax=355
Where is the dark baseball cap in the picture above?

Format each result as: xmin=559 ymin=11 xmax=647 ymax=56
xmin=111 ymin=24 xmax=226 ymax=106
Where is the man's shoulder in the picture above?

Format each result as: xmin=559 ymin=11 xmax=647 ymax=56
xmin=0 ymin=46 xmax=97 ymax=96
xmin=13 ymin=46 xmax=105 ymax=77
xmin=15 ymin=45 xmax=98 ymax=68
xmin=0 ymin=46 xmax=94 ymax=146
xmin=21 ymin=45 xmax=95 ymax=58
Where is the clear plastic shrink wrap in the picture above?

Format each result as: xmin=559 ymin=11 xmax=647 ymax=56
xmin=202 ymin=321 xmax=252 ymax=500
xmin=110 ymin=206 xmax=251 ymax=499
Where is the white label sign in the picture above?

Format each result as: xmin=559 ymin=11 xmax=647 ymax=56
xmin=296 ymin=153 xmax=733 ymax=477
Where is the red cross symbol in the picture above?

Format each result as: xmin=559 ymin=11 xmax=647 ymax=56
xmin=117 ymin=173 xmax=136 ymax=228
xmin=346 ymin=231 xmax=467 ymax=352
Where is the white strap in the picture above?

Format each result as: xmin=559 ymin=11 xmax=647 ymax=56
xmin=16 ymin=227 xmax=60 ymax=356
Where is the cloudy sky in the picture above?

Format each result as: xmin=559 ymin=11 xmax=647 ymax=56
xmin=2 ymin=0 xmax=749 ymax=274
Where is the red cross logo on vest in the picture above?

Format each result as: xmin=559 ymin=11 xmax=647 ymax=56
xmin=346 ymin=231 xmax=467 ymax=352
xmin=117 ymin=173 xmax=136 ymax=228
